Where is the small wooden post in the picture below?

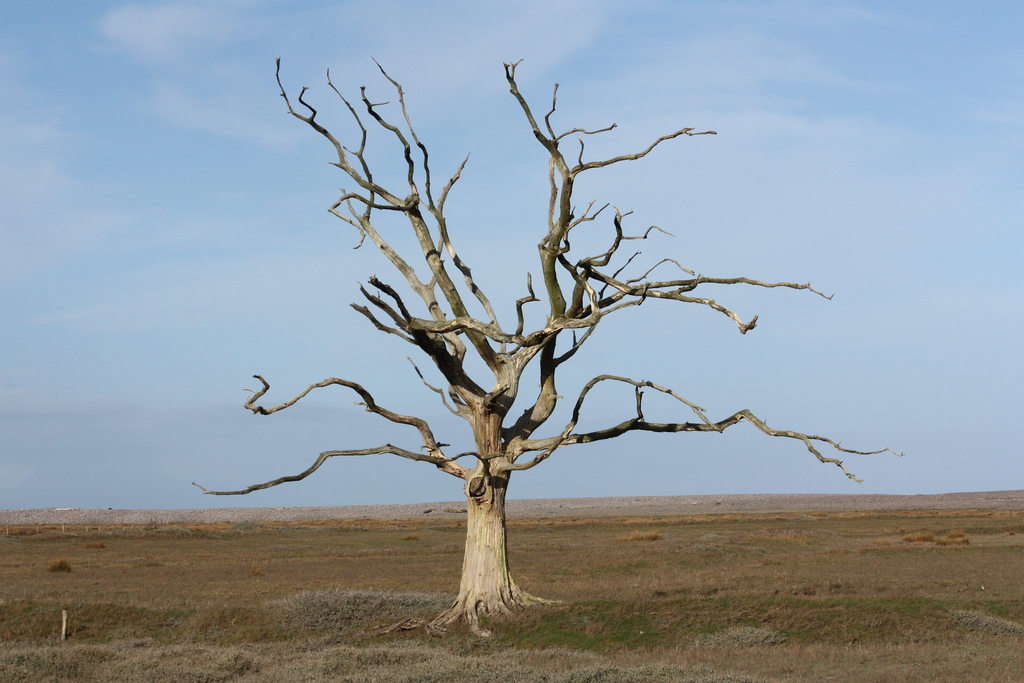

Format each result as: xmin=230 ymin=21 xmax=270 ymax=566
xmin=61 ymin=610 xmax=68 ymax=641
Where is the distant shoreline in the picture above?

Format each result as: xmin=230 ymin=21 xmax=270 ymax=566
xmin=2 ymin=490 xmax=1022 ymax=526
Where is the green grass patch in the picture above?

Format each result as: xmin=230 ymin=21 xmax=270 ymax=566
xmin=497 ymin=594 xmax=1001 ymax=651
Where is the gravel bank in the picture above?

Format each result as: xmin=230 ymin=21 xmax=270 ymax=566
xmin=2 ymin=490 xmax=1022 ymax=526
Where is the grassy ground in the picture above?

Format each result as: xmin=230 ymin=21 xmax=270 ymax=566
xmin=1 ymin=508 xmax=1022 ymax=681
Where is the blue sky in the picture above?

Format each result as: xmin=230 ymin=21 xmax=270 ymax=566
xmin=1 ymin=1 xmax=1021 ymax=510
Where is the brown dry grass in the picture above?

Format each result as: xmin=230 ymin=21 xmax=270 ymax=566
xmin=903 ymin=528 xmax=972 ymax=546
xmin=616 ymin=530 xmax=663 ymax=542
xmin=936 ymin=536 xmax=971 ymax=546
xmin=937 ymin=529 xmax=971 ymax=546
xmin=1 ymin=508 xmax=1022 ymax=681
xmin=46 ymin=559 xmax=72 ymax=573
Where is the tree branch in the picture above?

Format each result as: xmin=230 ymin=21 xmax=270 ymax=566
xmin=244 ymin=375 xmax=458 ymax=466
xmin=513 ymin=273 xmax=539 ymax=339
xmin=350 ymin=302 xmax=416 ymax=343
xmin=583 ymin=264 xmax=832 ymax=334
xmin=508 ymin=375 xmax=900 ymax=480
xmin=245 ymin=61 xmax=894 ymax=507
xmin=408 ymin=357 xmax=466 ymax=419
xmin=193 ymin=442 xmax=465 ymax=495
xmin=578 ymin=127 xmax=717 ymax=172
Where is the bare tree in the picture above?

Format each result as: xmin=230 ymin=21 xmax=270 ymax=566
xmin=194 ymin=60 xmax=897 ymax=634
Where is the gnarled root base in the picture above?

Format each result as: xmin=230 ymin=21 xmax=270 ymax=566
xmin=373 ymin=590 xmax=554 ymax=638
xmin=375 ymin=471 xmax=553 ymax=637
xmin=429 ymin=587 xmax=553 ymax=636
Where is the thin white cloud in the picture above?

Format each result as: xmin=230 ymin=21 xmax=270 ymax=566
xmin=150 ymin=82 xmax=299 ymax=148
xmin=341 ymin=0 xmax=609 ymax=97
xmin=0 ymin=45 xmax=151 ymax=288
xmin=24 ymin=249 xmax=354 ymax=333
xmin=98 ymin=2 xmax=236 ymax=63
xmin=968 ymin=49 xmax=1023 ymax=144
xmin=970 ymin=101 xmax=1024 ymax=148
xmin=0 ymin=105 xmax=127 ymax=288
xmin=716 ymin=0 xmax=904 ymax=30
xmin=94 ymin=0 xmax=617 ymax=149
xmin=684 ymin=30 xmax=863 ymax=92
xmin=569 ymin=27 xmax=868 ymax=125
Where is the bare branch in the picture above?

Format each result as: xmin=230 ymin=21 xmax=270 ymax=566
xmin=372 ymin=60 xmax=435 ymax=205
xmin=326 ymin=71 xmax=373 ymax=191
xmin=503 ymin=375 xmax=704 ymax=472
xmin=328 ymin=188 xmax=413 ymax=213
xmin=280 ymin=61 xmax=481 ymax=361
xmin=350 ymin=302 xmax=416 ymax=343
xmin=244 ymin=375 xmax=453 ymax=461
xmin=537 ymin=74 xmax=616 ymax=143
xmin=555 ymin=123 xmax=617 ymax=142
xmin=193 ymin=442 xmax=466 ymax=495
xmin=553 ymin=325 xmax=597 ymax=366
xmin=514 ymin=273 xmax=539 ymax=337
xmin=508 ymin=375 xmax=897 ymax=480
xmin=327 ymin=197 xmax=368 ymax=246
xmin=358 ymin=81 xmax=419 ymax=198
xmin=408 ymin=357 xmax=464 ymax=418
xmin=578 ymin=209 xmax=668 ymax=273
xmin=544 ymin=82 xmax=559 ymax=140
xmin=565 ymin=202 xmax=610 ymax=239
xmin=626 ymin=267 xmax=833 ymax=300
xmin=345 ymin=69 xmax=500 ymax=370
xmin=434 ymin=211 xmax=502 ymax=332
xmin=438 ymin=154 xmax=469 ymax=214
xmin=277 ymin=59 xmax=408 ymax=211
xmin=578 ymin=127 xmax=717 ymax=172
xmin=627 ymin=258 xmax=695 ymax=284
xmin=505 ymin=60 xmax=556 ymax=154
xmin=584 ymin=265 xmax=833 ymax=334
xmin=366 ymin=276 xmax=415 ymax=321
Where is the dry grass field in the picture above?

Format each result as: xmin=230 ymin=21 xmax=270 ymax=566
xmin=1 ymin=506 xmax=1022 ymax=682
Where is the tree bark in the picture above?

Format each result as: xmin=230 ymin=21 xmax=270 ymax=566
xmin=430 ymin=471 xmax=550 ymax=634
xmin=430 ymin=411 xmax=543 ymax=634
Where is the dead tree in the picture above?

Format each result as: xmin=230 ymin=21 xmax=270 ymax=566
xmin=194 ymin=60 xmax=897 ymax=634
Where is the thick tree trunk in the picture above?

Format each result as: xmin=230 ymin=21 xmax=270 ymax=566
xmin=430 ymin=473 xmax=545 ymax=634
xmin=430 ymin=412 xmax=545 ymax=634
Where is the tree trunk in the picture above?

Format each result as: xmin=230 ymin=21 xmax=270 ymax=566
xmin=430 ymin=472 xmax=542 ymax=634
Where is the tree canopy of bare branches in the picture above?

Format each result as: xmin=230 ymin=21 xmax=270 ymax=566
xmin=194 ymin=59 xmax=898 ymax=634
